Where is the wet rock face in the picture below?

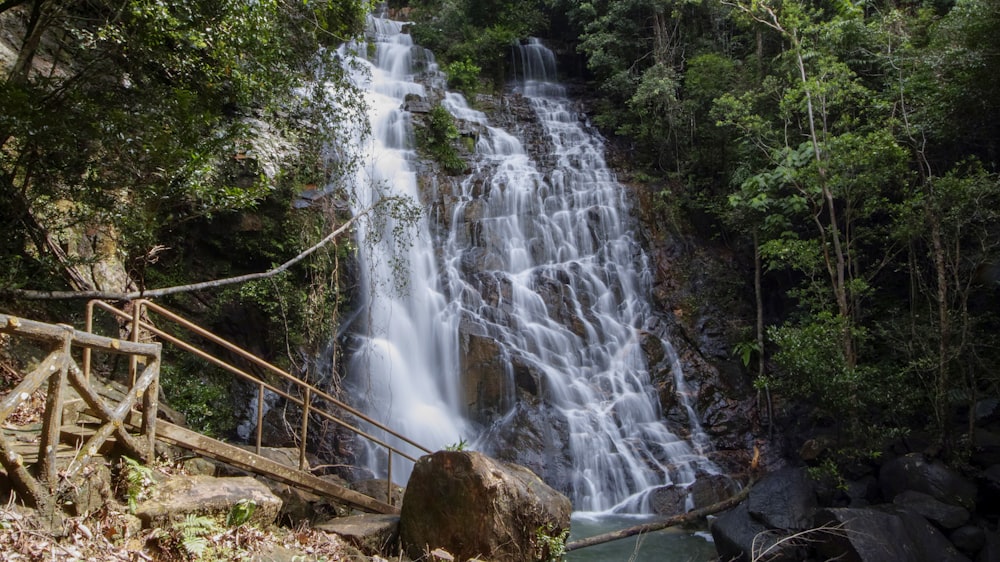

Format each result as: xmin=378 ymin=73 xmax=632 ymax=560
xmin=399 ymin=450 xmax=571 ymax=562
xmin=459 ymin=319 xmax=513 ymax=425
xmin=625 ymin=180 xmax=762 ymax=469
xmin=479 ymin=401 xmax=574 ymax=496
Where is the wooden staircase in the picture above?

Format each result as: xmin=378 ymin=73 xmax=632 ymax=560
xmin=0 ymin=305 xmax=430 ymax=520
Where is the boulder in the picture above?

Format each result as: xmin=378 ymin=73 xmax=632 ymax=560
xmin=316 ymin=514 xmax=400 ymax=556
xmin=748 ymin=467 xmax=818 ymax=530
xmin=650 ymin=474 xmax=739 ymax=515
xmin=399 ymin=450 xmax=571 ymax=562
xmin=351 ymin=479 xmax=405 ymax=508
xmin=709 ymin=503 xmax=799 ymax=562
xmin=134 ymin=475 xmax=282 ymax=528
xmin=950 ymin=525 xmax=986 ymax=556
xmin=976 ymin=464 xmax=1000 ymax=517
xmin=814 ymin=506 xmax=969 ymax=562
xmin=843 ymin=475 xmax=879 ymax=507
xmin=977 ymin=530 xmax=1000 ymax=562
xmin=879 ymin=453 xmax=977 ymax=510
xmin=893 ymin=490 xmax=970 ymax=529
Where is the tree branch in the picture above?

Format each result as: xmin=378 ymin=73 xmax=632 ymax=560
xmin=564 ymin=480 xmax=754 ymax=552
xmin=4 ymin=200 xmax=384 ymax=301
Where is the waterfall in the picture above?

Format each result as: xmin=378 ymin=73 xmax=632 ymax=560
xmin=338 ymin=13 xmax=717 ymax=513
xmin=337 ymin=15 xmax=467 ymax=479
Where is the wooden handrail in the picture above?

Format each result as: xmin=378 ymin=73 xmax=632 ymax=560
xmin=0 ymin=313 xmax=161 ymax=524
xmin=85 ymin=299 xmax=430 ymax=504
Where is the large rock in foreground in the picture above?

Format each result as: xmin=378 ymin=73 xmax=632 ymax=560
xmin=135 ymin=475 xmax=282 ymax=528
xmin=399 ymin=450 xmax=572 ymax=562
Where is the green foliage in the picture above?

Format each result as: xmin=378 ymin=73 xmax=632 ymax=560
xmin=119 ymin=456 xmax=155 ymax=514
xmin=806 ymin=458 xmax=847 ymax=492
xmin=733 ymin=341 xmax=760 ymax=369
xmin=416 ymin=105 xmax=467 ymax=175
xmin=173 ymin=514 xmax=222 ymax=558
xmin=444 ymin=58 xmax=483 ymax=98
xmin=226 ymin=499 xmax=257 ymax=527
xmin=0 ymin=0 xmax=368 ymax=307
xmin=445 ymin=438 xmax=469 ymax=451
xmin=535 ymin=524 xmax=569 ymax=562
xmin=408 ymin=0 xmax=548 ymax=89
xmin=159 ymin=357 xmax=237 ymax=438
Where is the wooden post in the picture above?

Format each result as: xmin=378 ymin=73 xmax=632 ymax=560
xmin=141 ymin=350 xmax=161 ymax=463
xmin=38 ymin=327 xmax=72 ymax=489
xmin=300 ymin=388 xmax=311 ymax=471
xmin=256 ymin=383 xmax=264 ymax=456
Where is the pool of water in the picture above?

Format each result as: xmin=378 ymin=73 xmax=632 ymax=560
xmin=567 ymin=514 xmax=718 ymax=562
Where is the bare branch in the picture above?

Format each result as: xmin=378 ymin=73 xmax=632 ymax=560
xmin=565 ymin=480 xmax=754 ymax=552
xmin=5 ymin=199 xmax=390 ymax=301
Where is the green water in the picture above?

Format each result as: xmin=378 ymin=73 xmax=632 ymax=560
xmin=566 ymin=514 xmax=718 ymax=562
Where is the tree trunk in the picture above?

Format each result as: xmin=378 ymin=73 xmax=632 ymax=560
xmin=793 ymin=38 xmax=854 ymax=369
xmin=928 ymin=204 xmax=950 ymax=448
xmin=565 ymin=482 xmax=753 ymax=552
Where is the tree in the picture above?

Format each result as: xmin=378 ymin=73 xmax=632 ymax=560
xmin=0 ymin=0 xmax=369 ymax=298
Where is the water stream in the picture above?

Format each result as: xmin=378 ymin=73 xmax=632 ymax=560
xmin=338 ymin=10 xmax=718 ymax=516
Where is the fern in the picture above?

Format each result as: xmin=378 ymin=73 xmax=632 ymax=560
xmin=120 ymin=456 xmax=154 ymax=513
xmin=173 ymin=514 xmax=220 ymax=558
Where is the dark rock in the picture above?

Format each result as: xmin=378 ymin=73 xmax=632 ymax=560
xmin=710 ymin=503 xmax=799 ymax=562
xmin=815 ymin=506 xmax=969 ymax=562
xmin=404 ymin=99 xmax=432 ymax=113
xmin=399 ymin=451 xmax=571 ymax=562
xmin=458 ymin=322 xmax=513 ymax=425
xmin=316 ymin=514 xmax=400 ymax=556
xmin=978 ymin=464 xmax=1000 ymax=517
xmin=748 ymin=467 xmax=818 ymax=530
xmin=651 ymin=474 xmax=740 ymax=516
xmin=648 ymin=485 xmax=688 ymax=516
xmin=950 ymin=525 xmax=986 ymax=556
xmin=971 ymin=428 xmax=1000 ymax=468
xmin=479 ymin=401 xmax=573 ymax=494
xmin=879 ymin=453 xmax=977 ymax=510
xmin=267 ymin=482 xmax=343 ymax=525
xmin=689 ymin=474 xmax=742 ymax=510
xmin=977 ymin=531 xmax=1000 ymax=562
xmin=844 ymin=475 xmax=879 ymax=507
xmin=893 ymin=490 xmax=970 ymax=529
xmin=351 ymin=479 xmax=405 ymax=508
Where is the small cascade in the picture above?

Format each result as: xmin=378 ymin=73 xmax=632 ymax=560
xmin=337 ymin=12 xmax=718 ymax=512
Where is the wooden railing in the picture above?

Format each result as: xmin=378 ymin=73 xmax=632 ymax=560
xmin=0 ymin=313 xmax=161 ymax=522
xmin=85 ymin=299 xmax=431 ymax=505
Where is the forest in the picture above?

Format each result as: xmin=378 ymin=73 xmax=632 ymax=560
xmin=399 ymin=0 xmax=1000 ymax=464
xmin=2 ymin=0 xmax=999 ymax=470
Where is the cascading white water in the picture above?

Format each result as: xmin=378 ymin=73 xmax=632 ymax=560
xmin=337 ymin=15 xmax=466 ymax=479
xmin=339 ymin=12 xmax=717 ymax=512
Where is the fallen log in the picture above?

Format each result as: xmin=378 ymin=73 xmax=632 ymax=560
xmin=564 ymin=480 xmax=753 ymax=552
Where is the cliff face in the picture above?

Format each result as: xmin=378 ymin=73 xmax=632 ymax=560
xmin=394 ymin=58 xmax=763 ymax=491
